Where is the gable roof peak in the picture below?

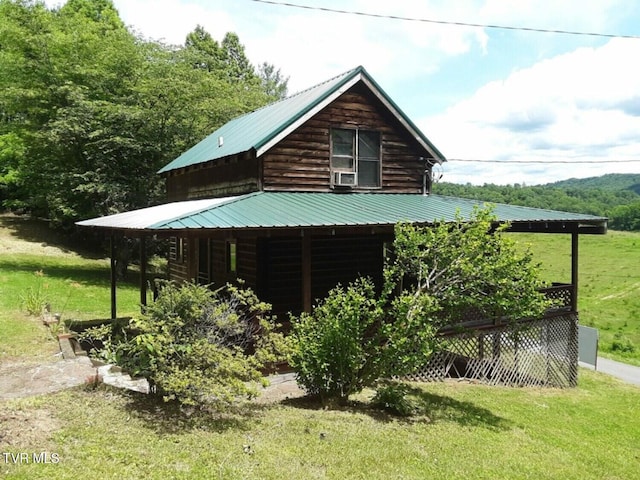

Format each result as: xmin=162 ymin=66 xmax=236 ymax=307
xmin=158 ymin=65 xmax=444 ymax=174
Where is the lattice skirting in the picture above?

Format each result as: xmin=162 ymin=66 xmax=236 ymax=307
xmin=405 ymin=313 xmax=579 ymax=388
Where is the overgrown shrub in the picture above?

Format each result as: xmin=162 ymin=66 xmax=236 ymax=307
xmin=371 ymin=382 xmax=417 ymax=417
xmin=81 ymin=280 xmax=285 ymax=408
xmin=611 ymin=332 xmax=636 ymax=353
xmin=288 ymin=278 xmax=385 ymax=404
xmin=289 ymin=206 xmax=549 ymax=405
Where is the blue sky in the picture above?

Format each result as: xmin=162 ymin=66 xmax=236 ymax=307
xmin=46 ymin=0 xmax=640 ymax=185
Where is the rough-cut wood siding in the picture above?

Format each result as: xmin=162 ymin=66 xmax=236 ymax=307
xmin=237 ymin=237 xmax=258 ymax=288
xmin=256 ymin=234 xmax=385 ymax=320
xmin=310 ymin=235 xmax=384 ymax=301
xmin=165 ymin=154 xmax=260 ymax=201
xmin=262 ymin=82 xmax=429 ymax=193
xmin=258 ymin=238 xmax=303 ymax=320
xmin=168 ymin=236 xmax=190 ymax=283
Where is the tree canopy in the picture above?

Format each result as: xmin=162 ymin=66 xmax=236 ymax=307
xmin=0 ymin=0 xmax=288 ymax=228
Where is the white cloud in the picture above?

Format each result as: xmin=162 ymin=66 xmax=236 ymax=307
xmin=421 ymin=38 xmax=640 ymax=185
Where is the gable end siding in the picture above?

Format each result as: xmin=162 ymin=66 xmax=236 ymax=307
xmin=166 ymin=153 xmax=260 ymax=201
xmin=262 ymin=83 xmax=429 ymax=193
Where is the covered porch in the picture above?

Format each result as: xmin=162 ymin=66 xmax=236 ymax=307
xmin=76 ymin=192 xmax=607 ymax=387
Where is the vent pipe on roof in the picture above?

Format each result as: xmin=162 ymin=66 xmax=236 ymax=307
xmin=218 ymin=136 xmax=224 ymax=148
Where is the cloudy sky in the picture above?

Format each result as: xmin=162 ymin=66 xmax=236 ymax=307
xmin=47 ymin=0 xmax=640 ymax=185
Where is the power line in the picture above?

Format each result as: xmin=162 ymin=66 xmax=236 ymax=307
xmin=448 ymin=158 xmax=640 ymax=164
xmin=249 ymin=0 xmax=640 ymax=40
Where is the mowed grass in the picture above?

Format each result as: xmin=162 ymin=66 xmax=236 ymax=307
xmin=0 ymin=215 xmax=140 ymax=361
xmin=510 ymin=231 xmax=640 ymax=365
xmin=1 ymin=370 xmax=638 ymax=480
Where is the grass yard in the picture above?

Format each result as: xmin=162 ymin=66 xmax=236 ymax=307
xmin=0 ymin=214 xmax=139 ymax=362
xmin=511 ymin=231 xmax=640 ymax=365
xmin=1 ymin=370 xmax=638 ymax=479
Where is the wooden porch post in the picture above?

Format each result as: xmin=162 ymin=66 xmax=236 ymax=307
xmin=571 ymin=232 xmax=579 ymax=312
xmin=110 ymin=235 xmax=117 ymax=320
xmin=139 ymin=235 xmax=147 ymax=310
xmin=302 ymin=233 xmax=312 ymax=313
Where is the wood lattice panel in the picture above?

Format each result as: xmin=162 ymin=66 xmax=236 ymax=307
xmin=405 ymin=313 xmax=578 ymax=388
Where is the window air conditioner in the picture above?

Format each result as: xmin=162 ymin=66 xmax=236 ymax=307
xmin=334 ymin=171 xmax=357 ymax=187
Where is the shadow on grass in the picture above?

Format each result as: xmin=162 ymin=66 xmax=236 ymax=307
xmin=406 ymin=385 xmax=511 ymax=431
xmin=281 ymin=384 xmax=511 ymax=431
xmin=112 ymin=386 xmax=261 ymax=435
xmin=0 ymin=214 xmax=106 ymax=260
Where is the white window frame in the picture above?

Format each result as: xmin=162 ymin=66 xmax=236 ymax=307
xmin=330 ymin=127 xmax=381 ymax=188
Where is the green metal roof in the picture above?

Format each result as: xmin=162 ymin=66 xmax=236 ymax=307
xmin=77 ymin=192 xmax=607 ymax=234
xmin=158 ymin=66 xmax=446 ymax=174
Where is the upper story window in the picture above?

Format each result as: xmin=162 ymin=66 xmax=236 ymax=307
xmin=331 ymin=128 xmax=381 ymax=188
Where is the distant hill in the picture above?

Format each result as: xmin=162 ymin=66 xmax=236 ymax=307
xmin=545 ymin=174 xmax=640 ymax=194
xmin=432 ymin=174 xmax=640 ymax=230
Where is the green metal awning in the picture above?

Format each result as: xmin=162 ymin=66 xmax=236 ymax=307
xmin=76 ymin=192 xmax=607 ymax=235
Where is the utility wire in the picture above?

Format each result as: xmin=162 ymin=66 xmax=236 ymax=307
xmin=249 ymin=0 xmax=640 ymax=40
xmin=449 ymin=158 xmax=640 ymax=164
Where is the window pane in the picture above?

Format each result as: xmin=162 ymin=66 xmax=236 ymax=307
xmin=227 ymin=240 xmax=237 ymax=274
xmin=358 ymin=131 xmax=380 ymax=159
xmin=332 ymin=157 xmax=354 ymax=169
xmin=358 ymin=159 xmax=380 ymax=187
xmin=332 ymin=128 xmax=354 ymax=157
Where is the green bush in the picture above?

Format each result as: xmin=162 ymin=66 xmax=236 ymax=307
xmin=288 ymin=278 xmax=383 ymax=404
xmin=611 ymin=332 xmax=636 ymax=353
xmin=371 ymin=382 xmax=417 ymax=417
xmin=288 ymin=207 xmax=548 ymax=406
xmin=82 ymin=280 xmax=285 ymax=408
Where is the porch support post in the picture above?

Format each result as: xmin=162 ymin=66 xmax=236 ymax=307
xmin=139 ymin=235 xmax=147 ymax=310
xmin=110 ymin=235 xmax=117 ymax=320
xmin=571 ymin=232 xmax=579 ymax=312
xmin=302 ymin=233 xmax=312 ymax=313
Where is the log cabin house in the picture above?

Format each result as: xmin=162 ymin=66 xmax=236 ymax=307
xmin=77 ymin=66 xmax=607 ymax=387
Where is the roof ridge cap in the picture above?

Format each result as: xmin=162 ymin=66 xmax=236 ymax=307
xmin=235 ymin=66 xmax=363 ymax=119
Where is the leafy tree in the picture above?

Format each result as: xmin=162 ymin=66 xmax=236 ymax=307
xmin=221 ymin=32 xmax=256 ymax=83
xmin=289 ymin=206 xmax=549 ymax=404
xmin=609 ymin=201 xmax=640 ymax=231
xmin=185 ymin=24 xmax=221 ymax=72
xmin=0 ymin=1 xmax=285 ymax=228
xmin=258 ymin=62 xmax=289 ymax=99
xmin=81 ymin=281 xmax=286 ymax=408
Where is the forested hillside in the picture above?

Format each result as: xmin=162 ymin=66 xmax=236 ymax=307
xmin=0 ymin=0 xmax=287 ymax=228
xmin=433 ymin=173 xmax=640 ymax=231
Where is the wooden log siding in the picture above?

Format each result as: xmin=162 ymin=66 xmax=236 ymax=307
xmin=168 ymin=237 xmax=189 ymax=283
xmin=166 ymin=155 xmax=260 ymax=201
xmin=258 ymin=238 xmax=304 ymax=320
xmin=255 ymin=234 xmax=385 ymax=321
xmin=310 ymin=235 xmax=384 ymax=302
xmin=262 ymin=84 xmax=428 ymax=193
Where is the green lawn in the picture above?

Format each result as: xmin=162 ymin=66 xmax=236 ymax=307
xmin=511 ymin=231 xmax=640 ymax=365
xmin=1 ymin=370 xmax=638 ymax=480
xmin=0 ymin=215 xmax=140 ymax=362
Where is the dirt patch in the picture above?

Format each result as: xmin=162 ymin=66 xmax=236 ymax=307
xmin=0 ymin=407 xmax=60 ymax=450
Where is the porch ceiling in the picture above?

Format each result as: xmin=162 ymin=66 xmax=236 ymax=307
xmin=76 ymin=192 xmax=607 ymax=235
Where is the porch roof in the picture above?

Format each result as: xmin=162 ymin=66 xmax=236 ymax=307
xmin=76 ymin=192 xmax=607 ymax=235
